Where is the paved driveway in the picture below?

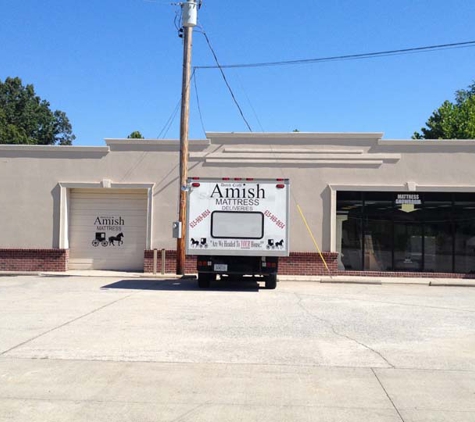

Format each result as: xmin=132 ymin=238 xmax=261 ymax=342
xmin=0 ymin=275 xmax=474 ymax=421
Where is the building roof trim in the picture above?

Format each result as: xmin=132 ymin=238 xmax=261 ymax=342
xmin=330 ymin=183 xmax=475 ymax=192
xmin=206 ymin=132 xmax=384 ymax=143
xmin=0 ymin=145 xmax=110 ymax=153
xmin=191 ymin=151 xmax=400 ymax=162
xmin=105 ymin=138 xmax=209 ymax=146
xmin=380 ymin=139 xmax=475 ymax=146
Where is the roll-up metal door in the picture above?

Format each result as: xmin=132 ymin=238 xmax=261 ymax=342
xmin=69 ymin=189 xmax=148 ymax=271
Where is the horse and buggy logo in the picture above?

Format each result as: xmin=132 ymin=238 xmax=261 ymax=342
xmin=92 ymin=215 xmax=125 ymax=247
xmin=92 ymin=232 xmax=124 ymax=247
xmin=266 ymin=239 xmax=284 ymax=249
xmin=190 ymin=237 xmax=208 ymax=248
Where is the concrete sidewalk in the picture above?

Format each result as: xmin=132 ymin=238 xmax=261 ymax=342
xmin=1 ymin=270 xmax=475 ymax=287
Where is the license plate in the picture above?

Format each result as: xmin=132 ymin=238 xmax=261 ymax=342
xmin=214 ymin=264 xmax=228 ymax=272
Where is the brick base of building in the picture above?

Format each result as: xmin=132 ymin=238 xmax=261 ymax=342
xmin=0 ymin=249 xmax=69 ymax=272
xmin=144 ymin=250 xmax=197 ymax=274
xmin=335 ymin=270 xmax=475 ymax=279
xmin=279 ymin=252 xmax=339 ymax=275
xmin=143 ymin=250 xmax=475 ymax=279
xmin=144 ymin=250 xmax=340 ymax=276
xmin=1 ymin=248 xmax=474 ymax=279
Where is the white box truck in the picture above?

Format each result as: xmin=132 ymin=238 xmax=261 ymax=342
xmin=186 ymin=177 xmax=290 ymax=289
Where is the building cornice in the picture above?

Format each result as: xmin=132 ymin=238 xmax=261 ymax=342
xmin=0 ymin=145 xmax=109 ymax=153
xmin=380 ymin=139 xmax=475 ymax=146
xmin=206 ymin=132 xmax=384 ymax=145
xmin=105 ymin=138 xmax=210 ymax=151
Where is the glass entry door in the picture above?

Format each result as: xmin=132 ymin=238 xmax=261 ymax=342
xmin=394 ymin=222 xmax=423 ymax=271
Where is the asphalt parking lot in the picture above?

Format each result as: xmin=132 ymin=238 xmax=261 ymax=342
xmin=1 ymin=275 xmax=474 ymax=421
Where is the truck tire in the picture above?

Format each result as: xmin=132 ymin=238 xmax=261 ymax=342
xmin=265 ymin=274 xmax=277 ymax=290
xmin=198 ymin=273 xmax=211 ymax=289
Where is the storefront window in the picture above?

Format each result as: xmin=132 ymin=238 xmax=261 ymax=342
xmin=423 ymin=193 xmax=453 ymax=272
xmin=393 ymin=193 xmax=423 ymax=272
xmin=337 ymin=192 xmax=363 ymax=270
xmin=454 ymin=194 xmax=475 ymax=273
xmin=393 ymin=222 xmax=422 ymax=271
xmin=336 ymin=191 xmax=473 ymax=274
xmin=364 ymin=193 xmax=393 ymax=271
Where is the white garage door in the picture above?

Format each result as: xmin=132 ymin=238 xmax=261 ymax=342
xmin=69 ymin=189 xmax=148 ymax=271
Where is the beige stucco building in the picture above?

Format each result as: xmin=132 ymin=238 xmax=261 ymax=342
xmin=2 ymin=132 xmax=475 ymax=277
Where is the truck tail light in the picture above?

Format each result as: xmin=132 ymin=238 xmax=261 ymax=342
xmin=198 ymin=261 xmax=212 ymax=267
xmin=192 ymin=182 xmax=200 ymax=187
xmin=276 ymin=184 xmax=285 ymax=189
xmin=262 ymin=261 xmax=276 ymax=268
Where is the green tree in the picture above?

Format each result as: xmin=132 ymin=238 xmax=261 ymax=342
xmin=0 ymin=77 xmax=75 ymax=145
xmin=127 ymin=131 xmax=144 ymax=139
xmin=413 ymin=82 xmax=475 ymax=139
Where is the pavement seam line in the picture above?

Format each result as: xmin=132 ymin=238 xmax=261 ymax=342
xmin=0 ymin=293 xmax=135 ymax=356
xmin=294 ymin=293 xmax=395 ymax=368
xmin=330 ymin=297 xmax=475 ymax=314
xmin=4 ymin=355 xmax=475 ymax=373
xmin=293 ymin=292 xmax=475 ymax=314
xmin=0 ymin=396 xmax=431 ymax=412
xmin=371 ymin=368 xmax=406 ymax=422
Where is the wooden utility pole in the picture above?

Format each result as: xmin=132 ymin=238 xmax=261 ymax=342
xmin=176 ymin=1 xmax=197 ymax=274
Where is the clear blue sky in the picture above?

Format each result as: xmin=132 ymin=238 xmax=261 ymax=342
xmin=1 ymin=0 xmax=475 ymax=145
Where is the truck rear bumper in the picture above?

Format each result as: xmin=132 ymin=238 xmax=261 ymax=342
xmin=197 ymin=255 xmax=278 ymax=276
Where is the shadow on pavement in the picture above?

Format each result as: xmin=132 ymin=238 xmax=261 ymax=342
xmin=101 ymin=277 xmax=261 ymax=292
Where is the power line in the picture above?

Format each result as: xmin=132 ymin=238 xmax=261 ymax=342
xmin=157 ymin=97 xmax=181 ymax=139
xmin=192 ymin=71 xmax=207 ymax=137
xmin=157 ymin=66 xmax=198 ymax=139
xmin=195 ymin=40 xmax=475 ymax=70
xmin=197 ymin=28 xmax=253 ymax=132
xmin=142 ymin=0 xmax=178 ymax=5
xmin=235 ymin=71 xmax=265 ymax=132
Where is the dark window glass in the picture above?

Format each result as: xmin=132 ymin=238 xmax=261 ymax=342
xmin=365 ymin=191 xmax=395 ymax=202
xmin=364 ymin=193 xmax=393 ymax=271
xmin=337 ymin=192 xmax=363 ymax=270
xmin=454 ymin=194 xmax=475 ymax=273
xmin=422 ymin=193 xmax=453 ymax=272
xmin=337 ymin=192 xmax=363 ymax=213
xmin=394 ymin=222 xmax=423 ymax=271
xmin=336 ymin=191 xmax=475 ymax=274
xmin=392 ymin=192 xmax=423 ymax=271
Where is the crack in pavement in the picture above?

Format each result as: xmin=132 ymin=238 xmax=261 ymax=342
xmin=0 ymin=293 xmax=135 ymax=357
xmin=169 ymin=402 xmax=209 ymax=422
xmin=294 ymin=293 xmax=395 ymax=368
xmin=371 ymin=368 xmax=405 ymax=422
xmin=0 ymin=278 xmax=169 ymax=357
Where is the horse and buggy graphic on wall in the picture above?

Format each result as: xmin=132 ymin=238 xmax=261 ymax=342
xmin=92 ymin=232 xmax=124 ymax=247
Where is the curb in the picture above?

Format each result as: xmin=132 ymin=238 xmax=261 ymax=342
xmin=429 ymin=280 xmax=475 ymax=287
xmin=320 ymin=279 xmax=381 ymax=285
xmin=0 ymin=271 xmax=193 ymax=280
xmin=278 ymin=276 xmax=429 ymax=285
xmin=2 ymin=272 xmax=475 ymax=287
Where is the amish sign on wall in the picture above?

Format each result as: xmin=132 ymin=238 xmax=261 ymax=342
xmin=93 ymin=216 xmax=125 ymax=247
